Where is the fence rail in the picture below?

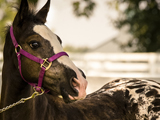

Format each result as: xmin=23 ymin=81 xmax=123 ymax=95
xmin=1 ymin=52 xmax=160 ymax=78
xmin=69 ymin=52 xmax=160 ymax=78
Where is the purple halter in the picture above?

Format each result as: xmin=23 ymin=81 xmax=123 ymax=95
xmin=10 ymin=26 xmax=69 ymax=93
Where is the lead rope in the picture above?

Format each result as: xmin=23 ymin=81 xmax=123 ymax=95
xmin=0 ymin=88 xmax=44 ymax=113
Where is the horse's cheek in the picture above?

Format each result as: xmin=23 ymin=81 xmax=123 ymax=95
xmin=21 ymin=56 xmax=40 ymax=82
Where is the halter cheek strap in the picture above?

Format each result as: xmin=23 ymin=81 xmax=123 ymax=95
xmin=10 ymin=26 xmax=69 ymax=93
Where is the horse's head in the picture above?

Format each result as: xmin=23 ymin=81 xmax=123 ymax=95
xmin=10 ymin=0 xmax=87 ymax=102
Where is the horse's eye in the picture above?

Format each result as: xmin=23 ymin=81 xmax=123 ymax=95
xmin=29 ymin=41 xmax=40 ymax=49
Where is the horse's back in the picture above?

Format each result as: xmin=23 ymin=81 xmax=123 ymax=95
xmin=87 ymin=78 xmax=160 ymax=120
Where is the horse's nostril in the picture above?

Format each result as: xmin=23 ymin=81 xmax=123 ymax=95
xmin=71 ymin=77 xmax=78 ymax=87
xmin=70 ymin=77 xmax=79 ymax=95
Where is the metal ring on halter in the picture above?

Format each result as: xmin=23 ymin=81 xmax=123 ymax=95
xmin=40 ymin=58 xmax=52 ymax=71
xmin=15 ymin=45 xmax=22 ymax=53
xmin=33 ymin=87 xmax=44 ymax=95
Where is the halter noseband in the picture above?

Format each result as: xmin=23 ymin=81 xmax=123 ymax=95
xmin=10 ymin=26 xmax=69 ymax=93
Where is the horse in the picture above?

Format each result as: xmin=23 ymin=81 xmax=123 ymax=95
xmin=1 ymin=0 xmax=160 ymax=120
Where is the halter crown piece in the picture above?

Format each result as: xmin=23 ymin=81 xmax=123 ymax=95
xmin=10 ymin=26 xmax=69 ymax=93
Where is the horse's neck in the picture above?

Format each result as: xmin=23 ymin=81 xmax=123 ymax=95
xmin=0 ymin=59 xmax=65 ymax=120
xmin=1 ymin=60 xmax=30 ymax=104
xmin=0 ymin=60 xmax=31 ymax=114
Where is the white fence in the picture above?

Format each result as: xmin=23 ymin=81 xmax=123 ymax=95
xmin=69 ymin=52 xmax=160 ymax=78
xmin=1 ymin=52 xmax=160 ymax=78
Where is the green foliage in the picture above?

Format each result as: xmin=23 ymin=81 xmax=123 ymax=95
xmin=72 ymin=0 xmax=160 ymax=52
xmin=72 ymin=0 xmax=96 ymax=18
xmin=0 ymin=0 xmax=16 ymax=46
xmin=112 ymin=0 xmax=160 ymax=52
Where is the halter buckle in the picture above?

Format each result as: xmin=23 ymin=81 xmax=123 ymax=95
xmin=40 ymin=58 xmax=52 ymax=70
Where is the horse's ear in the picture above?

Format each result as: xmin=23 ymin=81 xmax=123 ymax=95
xmin=13 ymin=0 xmax=29 ymax=27
xmin=36 ymin=0 xmax=50 ymax=24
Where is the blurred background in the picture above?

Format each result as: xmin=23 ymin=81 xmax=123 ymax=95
xmin=1 ymin=0 xmax=160 ymax=94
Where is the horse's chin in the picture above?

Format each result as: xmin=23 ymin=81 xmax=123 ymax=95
xmin=60 ymin=88 xmax=76 ymax=103
xmin=46 ymin=76 xmax=87 ymax=103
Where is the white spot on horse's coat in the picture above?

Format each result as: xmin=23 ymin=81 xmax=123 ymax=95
xmin=127 ymin=79 xmax=160 ymax=120
xmin=33 ymin=25 xmax=80 ymax=73
xmin=33 ymin=25 xmax=62 ymax=54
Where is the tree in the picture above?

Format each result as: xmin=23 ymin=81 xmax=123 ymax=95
xmin=72 ymin=0 xmax=96 ymax=18
xmin=0 ymin=0 xmax=38 ymax=50
xmin=72 ymin=0 xmax=160 ymax=52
